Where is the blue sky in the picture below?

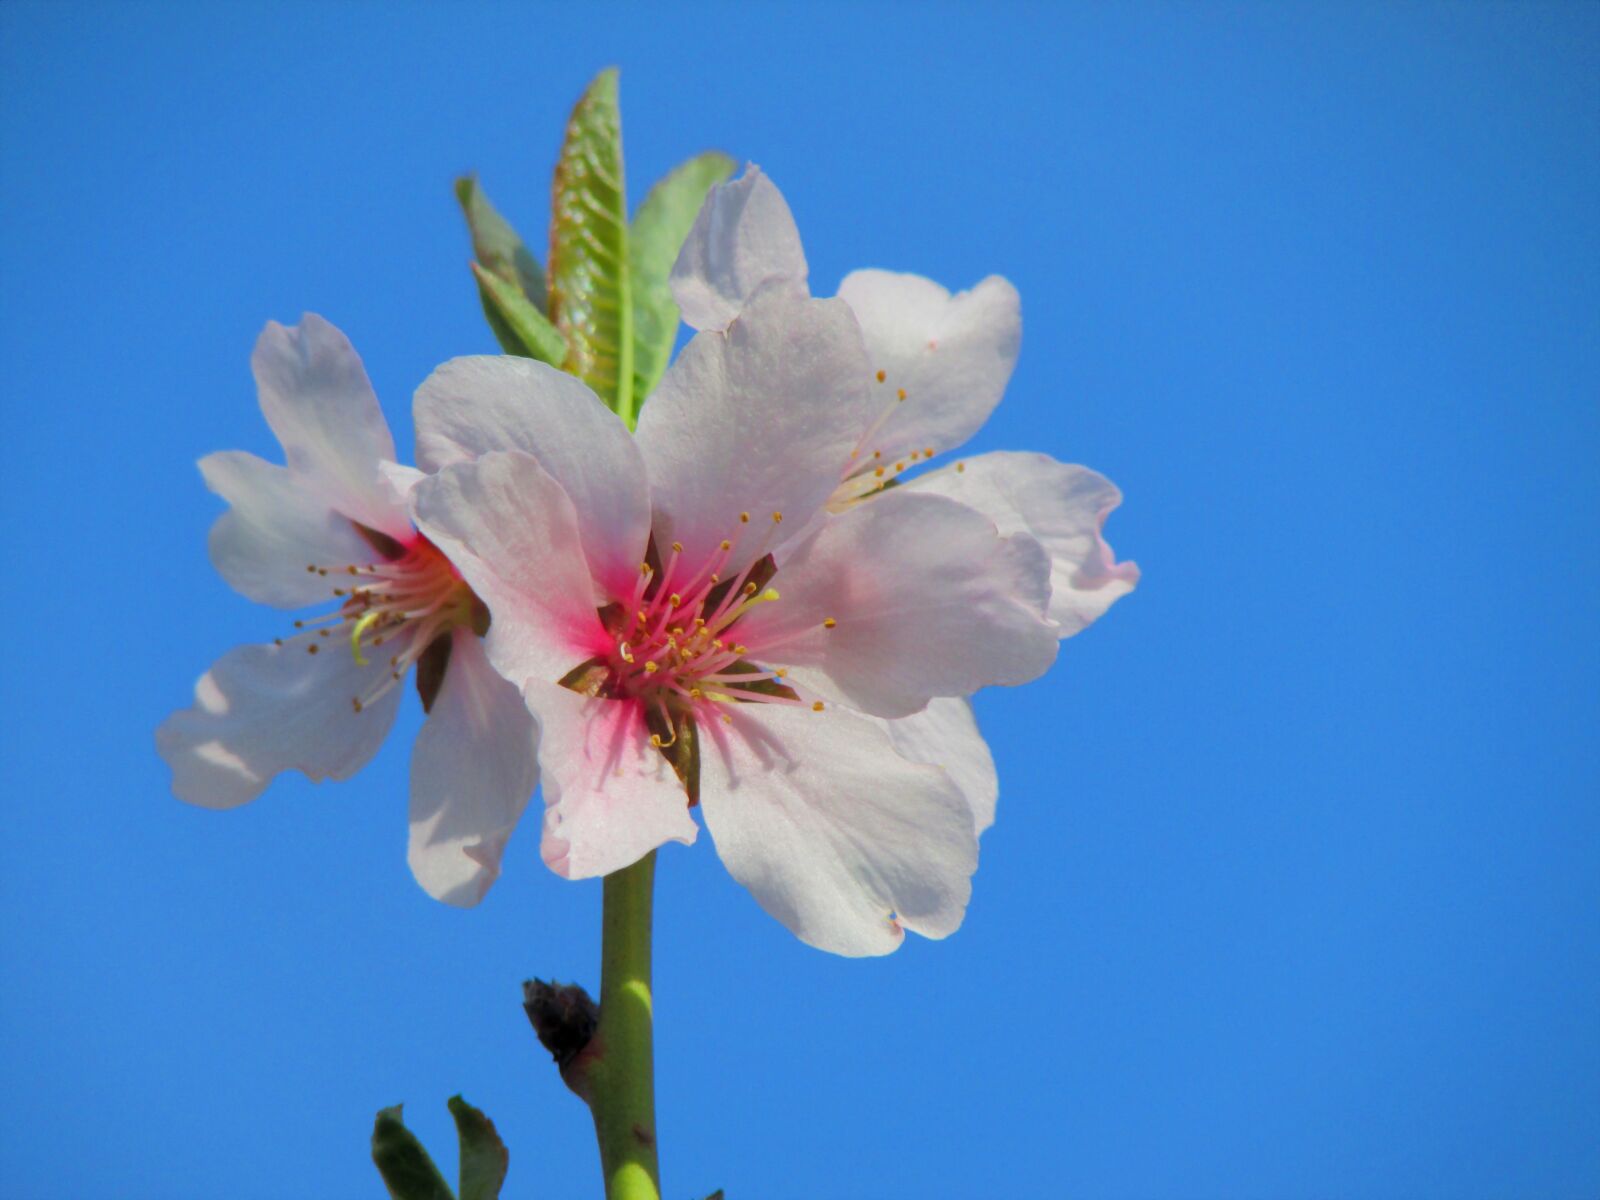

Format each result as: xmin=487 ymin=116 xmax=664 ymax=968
xmin=2 ymin=2 xmax=1596 ymax=1197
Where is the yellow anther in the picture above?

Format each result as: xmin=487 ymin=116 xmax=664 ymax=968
xmin=743 ymin=582 xmax=758 ymax=596
xmin=672 ymin=541 xmax=683 ymax=552
xmin=720 ymin=539 xmax=732 ymax=551
xmin=640 ymin=562 xmax=652 ymax=575
xmin=733 ymin=644 xmax=748 ymax=655
xmin=895 ymin=461 xmax=906 ymax=472
xmin=689 ymin=688 xmax=703 ymax=699
xmin=740 ymin=512 xmax=750 ymax=523
xmin=823 ymin=617 xmax=837 ymax=629
xmin=874 ymin=466 xmax=886 ymax=478
xmin=352 ymin=697 xmax=363 ymax=713
xmin=307 ymin=644 xmax=320 ymax=655
xmin=620 ymin=643 xmax=636 ymax=663
xmin=669 ymin=593 xmax=682 ymax=606
xmin=774 ymin=669 xmax=787 ymax=678
xmin=721 ymin=713 xmax=734 ymax=724
xmin=897 ymin=388 xmax=907 ymax=401
xmin=772 ymin=511 xmax=783 ymax=523
xmin=875 ymin=369 xmax=886 ymax=383
xmin=924 ymin=447 xmax=934 ymax=457
xmin=644 ymin=661 xmax=660 ymax=674
xmin=812 ymin=701 xmax=825 ymax=712
xmin=956 ymin=461 xmax=966 ymax=472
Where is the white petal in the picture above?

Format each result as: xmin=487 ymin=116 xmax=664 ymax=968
xmin=251 ymin=314 xmax=408 ymax=539
xmin=837 ymin=271 xmax=1020 ymax=467
xmin=698 ymin=702 xmax=978 ymax=957
xmin=636 ymin=281 xmax=876 ymax=579
xmin=407 ymin=631 xmax=539 ymax=907
xmin=526 ymin=682 xmax=699 ymax=880
xmin=881 ymin=699 xmax=998 ymax=835
xmin=738 ymin=489 xmax=1059 ymax=719
xmin=669 ymin=165 xmax=808 ymax=332
xmin=905 ymin=453 xmax=1139 ymax=635
xmin=410 ymin=452 xmax=612 ymax=690
xmin=199 ymin=450 xmax=374 ymax=608
xmin=155 ymin=631 xmax=406 ymax=809
xmin=411 ymin=356 xmax=651 ymax=599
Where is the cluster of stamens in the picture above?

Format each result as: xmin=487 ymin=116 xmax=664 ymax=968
xmin=833 ymin=363 xmax=961 ymax=508
xmin=594 ymin=512 xmax=832 ymax=746
xmin=286 ymin=531 xmax=480 ymax=713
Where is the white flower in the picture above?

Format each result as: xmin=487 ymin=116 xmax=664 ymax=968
xmin=667 ymin=167 xmax=1139 ymax=832
xmin=155 ymin=315 xmax=537 ymax=906
xmin=405 ymin=283 xmax=1061 ymax=954
xmin=671 ymin=165 xmax=1140 ymax=635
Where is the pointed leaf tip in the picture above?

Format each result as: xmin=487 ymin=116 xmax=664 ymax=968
xmin=549 ymin=67 xmax=634 ymax=423
xmin=456 ymin=175 xmax=564 ymax=362
xmin=448 ymin=1095 xmax=509 ymax=1200
xmin=371 ymin=1105 xmax=456 ymax=1200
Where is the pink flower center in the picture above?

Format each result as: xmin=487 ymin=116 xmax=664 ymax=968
xmin=293 ymin=526 xmax=485 ymax=712
xmin=565 ymin=513 xmax=825 ymax=748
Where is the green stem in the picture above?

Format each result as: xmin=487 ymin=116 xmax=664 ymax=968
xmin=587 ymin=852 xmax=660 ymax=1200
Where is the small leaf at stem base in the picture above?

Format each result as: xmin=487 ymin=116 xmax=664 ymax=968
xmin=449 ymin=1095 xmax=509 ymax=1200
xmin=371 ymin=1105 xmax=455 ymax=1200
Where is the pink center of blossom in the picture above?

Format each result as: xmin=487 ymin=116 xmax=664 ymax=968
xmin=566 ymin=512 xmax=828 ymax=747
xmin=293 ymin=527 xmax=485 ymax=713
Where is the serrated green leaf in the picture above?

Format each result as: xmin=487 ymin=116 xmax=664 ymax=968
xmin=472 ymin=261 xmax=568 ymax=365
xmin=549 ymin=67 xmax=635 ymax=425
xmin=448 ymin=1096 xmax=508 ymax=1200
xmin=371 ymin=1106 xmax=456 ymax=1200
xmin=456 ymin=175 xmax=547 ymax=311
xmin=629 ymin=150 xmax=736 ymax=402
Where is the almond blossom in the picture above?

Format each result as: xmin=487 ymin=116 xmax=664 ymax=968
xmin=671 ymin=165 xmax=1140 ymax=634
xmin=668 ymin=167 xmax=1139 ymax=836
xmin=155 ymin=315 xmax=537 ymax=906
xmin=405 ymin=282 xmax=1061 ymax=955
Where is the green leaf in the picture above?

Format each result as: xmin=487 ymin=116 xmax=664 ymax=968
xmin=371 ymin=1106 xmax=456 ymax=1200
xmin=448 ymin=1096 xmax=508 ymax=1200
xmin=629 ymin=150 xmax=736 ymax=402
xmin=549 ymin=67 xmax=635 ymax=425
xmin=456 ymin=177 xmax=566 ymax=364
xmin=471 ymin=261 xmax=568 ymax=365
xmin=455 ymin=175 xmax=547 ymax=311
